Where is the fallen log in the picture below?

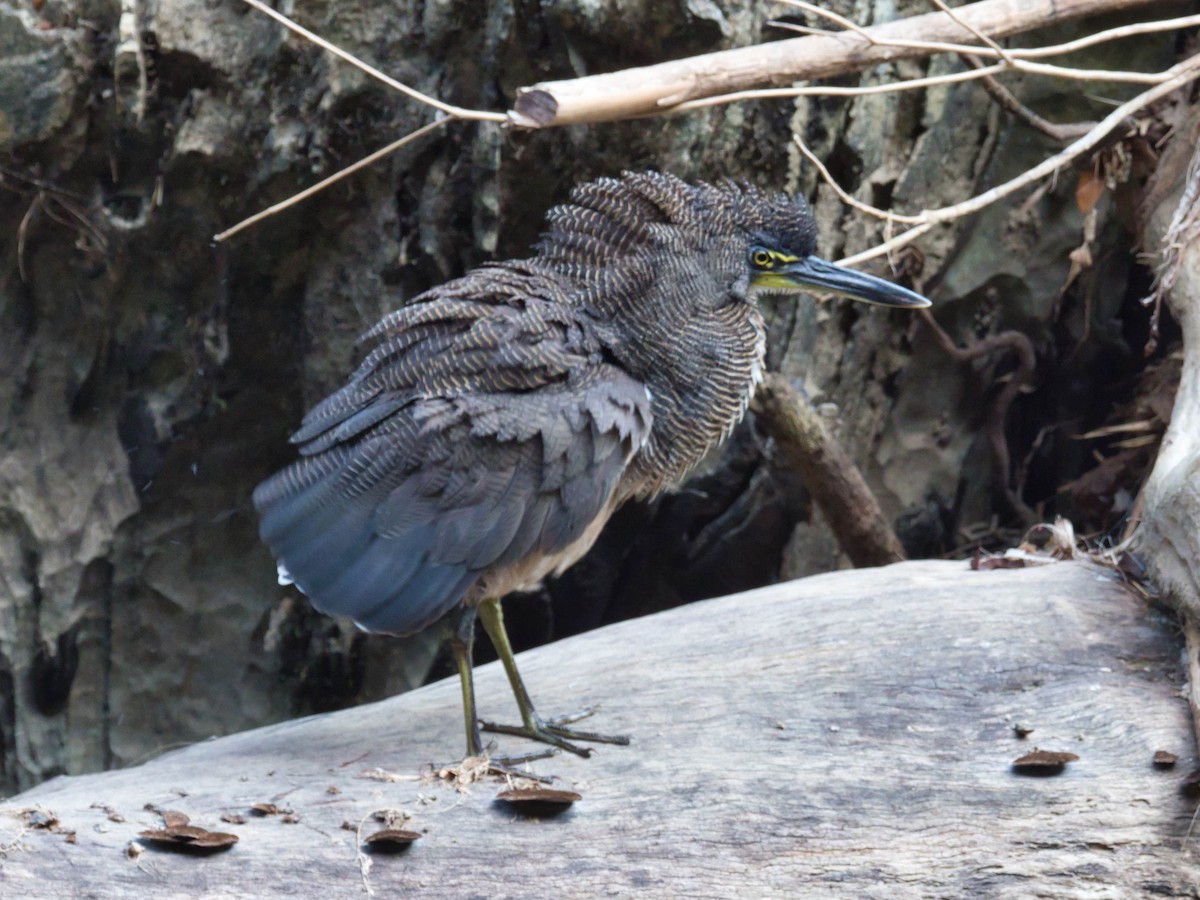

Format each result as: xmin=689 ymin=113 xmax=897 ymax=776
xmin=0 ymin=560 xmax=1195 ymax=896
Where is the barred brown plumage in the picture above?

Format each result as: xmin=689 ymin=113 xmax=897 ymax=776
xmin=254 ymin=171 xmax=930 ymax=760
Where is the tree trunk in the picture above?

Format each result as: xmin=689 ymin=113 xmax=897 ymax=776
xmin=1139 ymin=97 xmax=1200 ymax=624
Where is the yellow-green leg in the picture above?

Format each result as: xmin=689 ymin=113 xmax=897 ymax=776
xmin=447 ymin=605 xmax=485 ymax=757
xmin=476 ymin=596 xmax=630 ymax=757
xmin=446 ymin=604 xmax=556 ymax=775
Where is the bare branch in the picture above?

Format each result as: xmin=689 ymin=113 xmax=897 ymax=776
xmin=753 ymin=374 xmax=907 ymax=567
xmin=221 ymin=0 xmax=1195 ymax=241
xmin=961 ymin=55 xmax=1095 ymax=142
xmin=510 ymin=0 xmax=1167 ymax=127
xmin=772 ymin=12 xmax=1200 ymax=64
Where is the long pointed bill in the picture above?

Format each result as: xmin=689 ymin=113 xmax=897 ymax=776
xmin=760 ymin=256 xmax=930 ymax=308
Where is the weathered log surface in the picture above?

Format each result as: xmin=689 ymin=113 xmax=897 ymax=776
xmin=1 ymin=560 xmax=1196 ymax=897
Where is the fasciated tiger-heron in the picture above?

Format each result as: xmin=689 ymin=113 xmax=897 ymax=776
xmin=254 ymin=171 xmax=929 ymax=759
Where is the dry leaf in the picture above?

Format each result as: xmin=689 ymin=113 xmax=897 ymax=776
xmin=1075 ymin=170 xmax=1105 ymax=213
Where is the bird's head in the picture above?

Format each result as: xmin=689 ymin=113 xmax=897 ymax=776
xmin=725 ymin=184 xmax=930 ymax=309
xmin=536 ymin=173 xmax=930 ymax=314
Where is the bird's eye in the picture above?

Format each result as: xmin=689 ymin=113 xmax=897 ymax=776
xmin=751 ymin=250 xmax=773 ymax=269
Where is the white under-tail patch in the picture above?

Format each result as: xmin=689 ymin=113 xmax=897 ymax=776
xmin=277 ymin=562 xmax=298 ymax=589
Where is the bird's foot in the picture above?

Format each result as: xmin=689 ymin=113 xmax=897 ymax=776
xmin=480 ymin=708 xmax=631 ymax=758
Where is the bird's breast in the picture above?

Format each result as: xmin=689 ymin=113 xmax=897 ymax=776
xmin=625 ymin=307 xmax=766 ymax=498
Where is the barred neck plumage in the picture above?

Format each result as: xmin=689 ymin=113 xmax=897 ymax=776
xmin=531 ymin=171 xmax=816 ymax=306
xmin=527 ymin=171 xmax=783 ymax=497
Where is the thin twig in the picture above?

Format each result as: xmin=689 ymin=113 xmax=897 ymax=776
xmin=792 ymin=134 xmax=922 ymax=225
xmin=961 ymin=54 xmax=1095 ymax=142
xmin=1009 ymin=12 xmax=1200 ymax=59
xmin=674 ymin=63 xmax=1008 ymax=111
xmin=838 ymin=223 xmax=936 ymax=267
xmin=214 ymin=118 xmax=449 ymax=242
xmin=779 ymin=0 xmax=877 ymax=42
xmin=16 ymin=195 xmax=38 ymax=283
xmin=945 ymin=59 xmax=1199 ymax=218
xmin=1014 ymin=59 xmax=1171 ymax=84
xmin=0 ymin=166 xmax=92 ymax=202
xmin=217 ymin=0 xmax=508 ymax=238
xmin=927 ymin=0 xmax=1015 ymax=65
xmin=764 ymin=21 xmax=844 ymax=41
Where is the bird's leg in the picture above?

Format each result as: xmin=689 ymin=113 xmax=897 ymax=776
xmin=476 ymin=597 xmax=630 ymax=757
xmin=446 ymin=604 xmax=485 ymax=758
xmin=446 ymin=604 xmax=557 ymax=774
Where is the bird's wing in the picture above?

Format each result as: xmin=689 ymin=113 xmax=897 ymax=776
xmin=253 ymin=268 xmax=652 ymax=635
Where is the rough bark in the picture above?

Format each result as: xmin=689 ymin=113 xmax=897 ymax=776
xmin=1139 ymin=97 xmax=1200 ymax=623
xmin=1137 ymin=91 xmax=1200 ymax=758
xmin=1 ymin=561 xmax=1196 ymax=897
